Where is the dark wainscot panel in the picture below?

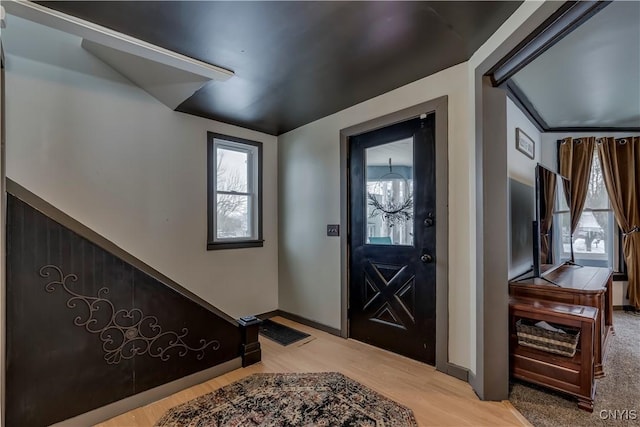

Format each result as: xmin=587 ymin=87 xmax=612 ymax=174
xmin=6 ymin=195 xmax=243 ymax=426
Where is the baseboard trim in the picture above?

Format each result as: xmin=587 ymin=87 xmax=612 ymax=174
xmin=261 ymin=310 xmax=468 ymax=382
xmin=619 ymin=305 xmax=640 ymax=313
xmin=444 ymin=362 xmax=469 ymax=382
xmin=278 ymin=310 xmax=342 ymax=336
xmin=257 ymin=310 xmax=341 ymax=336
xmin=256 ymin=309 xmax=280 ymax=320
xmin=615 ymin=305 xmax=638 ymax=311
xmin=50 ymin=358 xmax=242 ymax=427
xmin=468 ymin=370 xmax=481 ymax=399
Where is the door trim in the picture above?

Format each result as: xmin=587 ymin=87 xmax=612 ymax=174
xmin=471 ymin=1 xmax=566 ymax=401
xmin=339 ymin=96 xmax=449 ymax=373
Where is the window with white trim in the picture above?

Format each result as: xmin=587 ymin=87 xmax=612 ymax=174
xmin=556 ymin=147 xmax=618 ymax=268
xmin=207 ymin=133 xmax=263 ymax=250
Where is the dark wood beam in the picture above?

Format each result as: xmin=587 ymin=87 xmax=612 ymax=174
xmin=547 ymin=126 xmax=640 ymax=133
xmin=504 ymin=80 xmax=548 ymax=132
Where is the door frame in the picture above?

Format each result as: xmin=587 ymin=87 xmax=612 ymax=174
xmin=1 ymin=36 xmax=6 ymax=427
xmin=471 ymin=1 xmax=589 ymax=401
xmin=339 ymin=96 xmax=450 ymax=374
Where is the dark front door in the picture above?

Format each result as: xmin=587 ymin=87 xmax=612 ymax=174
xmin=349 ymin=114 xmax=436 ymax=364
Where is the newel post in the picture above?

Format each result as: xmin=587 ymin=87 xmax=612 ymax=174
xmin=238 ymin=316 xmax=262 ymax=367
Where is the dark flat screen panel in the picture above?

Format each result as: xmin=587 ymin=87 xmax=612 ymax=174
xmin=509 ymin=178 xmax=534 ymax=279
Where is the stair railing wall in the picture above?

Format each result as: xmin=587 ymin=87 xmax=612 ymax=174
xmin=5 ymin=182 xmax=259 ymax=426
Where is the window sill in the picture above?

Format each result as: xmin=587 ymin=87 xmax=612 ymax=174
xmin=207 ymin=240 xmax=264 ymax=251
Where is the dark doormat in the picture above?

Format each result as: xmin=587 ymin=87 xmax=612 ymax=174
xmin=259 ymin=319 xmax=310 ymax=346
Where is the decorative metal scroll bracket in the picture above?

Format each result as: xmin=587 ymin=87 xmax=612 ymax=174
xmin=40 ymin=264 xmax=220 ymax=365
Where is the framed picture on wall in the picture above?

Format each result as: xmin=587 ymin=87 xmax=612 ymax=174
xmin=516 ymin=128 xmax=535 ymax=159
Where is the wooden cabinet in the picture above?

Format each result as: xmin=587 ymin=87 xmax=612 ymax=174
xmin=509 ymin=297 xmax=598 ymax=411
xmin=509 ymin=265 xmax=613 ymax=377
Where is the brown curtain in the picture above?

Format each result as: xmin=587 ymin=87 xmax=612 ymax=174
xmin=597 ymin=136 xmax=640 ymax=309
xmin=559 ymin=137 xmax=596 ymax=234
xmin=540 ymin=169 xmax=556 ymax=263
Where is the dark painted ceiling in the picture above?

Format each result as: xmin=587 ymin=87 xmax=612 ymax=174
xmin=39 ymin=1 xmax=522 ymax=135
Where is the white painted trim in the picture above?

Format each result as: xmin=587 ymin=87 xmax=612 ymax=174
xmin=3 ymin=0 xmax=234 ymax=81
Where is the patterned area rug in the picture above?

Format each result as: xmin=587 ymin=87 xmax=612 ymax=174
xmin=155 ymin=372 xmax=418 ymax=427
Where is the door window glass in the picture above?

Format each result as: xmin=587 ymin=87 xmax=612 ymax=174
xmin=365 ymin=138 xmax=414 ymax=245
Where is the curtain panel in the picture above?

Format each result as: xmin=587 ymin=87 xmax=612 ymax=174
xmin=559 ymin=137 xmax=596 ymax=234
xmin=597 ymin=136 xmax=640 ymax=309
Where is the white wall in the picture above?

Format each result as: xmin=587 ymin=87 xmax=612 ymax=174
xmin=277 ymin=0 xmax=554 ymax=372
xmin=506 ymin=98 xmax=541 ymax=278
xmin=278 ymin=63 xmax=473 ymax=367
xmin=4 ymin=18 xmax=279 ymax=319
xmin=612 ymin=280 xmax=630 ymax=307
xmin=507 ymin=98 xmax=541 ymax=185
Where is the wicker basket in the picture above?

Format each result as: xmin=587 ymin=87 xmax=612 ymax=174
xmin=515 ymin=319 xmax=580 ymax=357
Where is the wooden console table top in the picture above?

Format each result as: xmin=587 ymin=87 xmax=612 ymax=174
xmin=511 ymin=265 xmax=612 ymax=292
xmin=510 ymin=297 xmax=598 ymax=322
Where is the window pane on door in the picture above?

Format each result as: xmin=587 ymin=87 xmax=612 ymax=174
xmin=365 ymin=138 xmax=414 ymax=245
xmin=216 ymin=147 xmax=248 ymax=193
xmin=216 ymin=194 xmax=251 ymax=239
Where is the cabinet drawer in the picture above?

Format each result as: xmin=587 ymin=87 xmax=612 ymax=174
xmin=513 ymin=353 xmax=580 ymax=386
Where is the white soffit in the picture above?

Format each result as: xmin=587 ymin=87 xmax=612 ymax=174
xmin=512 ymin=1 xmax=640 ymax=128
xmin=81 ymin=39 xmax=210 ymax=110
xmin=3 ymin=0 xmax=234 ymax=109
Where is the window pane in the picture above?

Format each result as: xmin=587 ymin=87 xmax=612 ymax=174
xmin=562 ymin=210 xmax=614 ymax=268
xmin=216 ymin=194 xmax=251 ymax=239
xmin=555 ymin=177 xmax=570 ymax=212
xmin=574 ymin=211 xmax=611 ymax=255
xmin=216 ymin=147 xmax=248 ymax=193
xmin=557 ymin=212 xmax=572 ymax=258
xmin=554 ymin=148 xmax=616 ymax=268
xmin=208 ymin=134 xmax=262 ymax=249
xmin=365 ymin=138 xmax=414 ymax=246
xmin=583 ymin=150 xmax=609 ymax=210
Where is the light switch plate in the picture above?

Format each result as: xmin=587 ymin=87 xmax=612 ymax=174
xmin=327 ymin=224 xmax=340 ymax=236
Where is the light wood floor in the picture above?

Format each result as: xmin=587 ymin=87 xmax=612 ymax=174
xmin=97 ymin=317 xmax=530 ymax=427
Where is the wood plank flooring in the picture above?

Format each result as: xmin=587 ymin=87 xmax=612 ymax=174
xmin=96 ymin=317 xmax=528 ymax=426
